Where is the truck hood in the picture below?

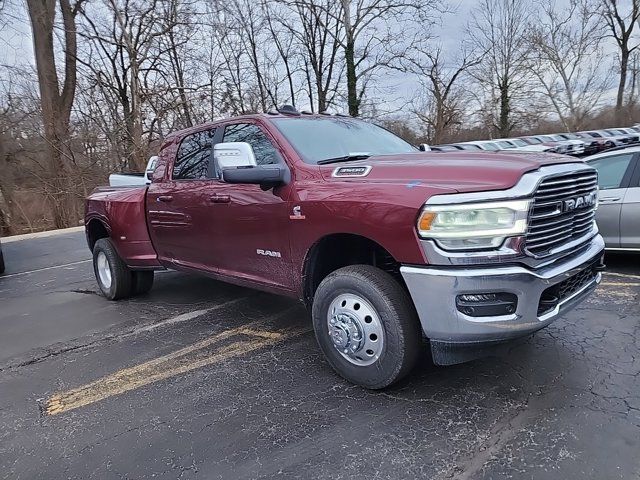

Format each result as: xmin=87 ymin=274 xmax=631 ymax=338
xmin=320 ymin=151 xmax=580 ymax=193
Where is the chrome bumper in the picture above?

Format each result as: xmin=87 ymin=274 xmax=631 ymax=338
xmin=401 ymin=235 xmax=605 ymax=344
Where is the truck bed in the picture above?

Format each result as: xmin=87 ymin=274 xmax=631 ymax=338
xmin=85 ymin=186 xmax=161 ymax=269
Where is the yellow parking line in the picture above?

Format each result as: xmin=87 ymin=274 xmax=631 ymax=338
xmin=45 ymin=324 xmax=310 ymax=416
xmin=603 ymin=272 xmax=640 ymax=280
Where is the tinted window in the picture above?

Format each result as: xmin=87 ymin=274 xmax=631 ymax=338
xmin=174 ymin=129 xmax=215 ymax=179
xmin=588 ymin=153 xmax=634 ymax=189
xmin=223 ymin=123 xmax=280 ymax=165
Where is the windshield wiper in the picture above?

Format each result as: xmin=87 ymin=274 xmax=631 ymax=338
xmin=317 ymin=153 xmax=371 ymax=165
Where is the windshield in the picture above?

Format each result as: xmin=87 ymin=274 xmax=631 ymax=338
xmin=456 ymin=144 xmax=482 ymax=150
xmin=522 ymin=137 xmax=541 ymax=144
xmin=496 ymin=141 xmax=515 ymax=148
xmin=599 ymin=131 xmax=613 ymax=137
xmin=271 ymin=117 xmax=416 ymax=164
xmin=510 ymin=139 xmax=528 ymax=147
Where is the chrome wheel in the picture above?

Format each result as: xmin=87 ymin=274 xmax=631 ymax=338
xmin=96 ymin=251 xmax=112 ymax=289
xmin=327 ymin=293 xmax=385 ymax=366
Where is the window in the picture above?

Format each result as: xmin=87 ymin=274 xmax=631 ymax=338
xmin=173 ymin=129 xmax=215 ymax=180
xmin=222 ymin=123 xmax=280 ymax=166
xmin=270 ymin=117 xmax=415 ymax=164
xmin=588 ymin=153 xmax=634 ymax=189
xmin=481 ymin=142 xmax=499 ymax=151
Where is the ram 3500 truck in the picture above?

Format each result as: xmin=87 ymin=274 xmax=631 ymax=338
xmin=85 ymin=109 xmax=605 ymax=389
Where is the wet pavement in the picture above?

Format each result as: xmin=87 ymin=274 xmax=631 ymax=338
xmin=0 ymin=231 xmax=638 ymax=479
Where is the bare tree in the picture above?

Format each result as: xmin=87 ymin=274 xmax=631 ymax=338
xmin=303 ymin=0 xmax=440 ymax=116
xmin=600 ymin=0 xmax=640 ymax=122
xmin=79 ymin=0 xmax=182 ymax=171
xmin=468 ymin=0 xmax=533 ymax=136
xmin=529 ymin=0 xmax=609 ymax=131
xmin=405 ymin=46 xmax=483 ymax=143
xmin=272 ymin=0 xmax=343 ymax=112
xmin=25 ymin=0 xmax=85 ymax=227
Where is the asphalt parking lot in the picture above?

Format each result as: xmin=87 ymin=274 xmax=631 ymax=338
xmin=1 ymin=230 xmax=639 ymax=479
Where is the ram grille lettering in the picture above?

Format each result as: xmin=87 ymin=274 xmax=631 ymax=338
xmin=562 ymin=191 xmax=597 ymax=212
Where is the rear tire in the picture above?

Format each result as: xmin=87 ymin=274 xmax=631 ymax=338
xmin=312 ymin=265 xmax=421 ymax=389
xmin=93 ymin=238 xmax=133 ymax=300
xmin=133 ymin=271 xmax=154 ymax=295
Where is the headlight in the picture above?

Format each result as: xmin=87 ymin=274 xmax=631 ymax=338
xmin=417 ymin=199 xmax=530 ymax=251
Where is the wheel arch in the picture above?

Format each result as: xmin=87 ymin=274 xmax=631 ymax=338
xmin=86 ymin=217 xmax=110 ymax=251
xmin=302 ymin=233 xmax=403 ymax=306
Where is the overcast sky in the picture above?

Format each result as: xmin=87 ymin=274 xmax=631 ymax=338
xmin=0 ymin=0 xmax=623 ymax=115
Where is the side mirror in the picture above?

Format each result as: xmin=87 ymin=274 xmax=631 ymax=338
xmin=214 ymin=142 xmax=257 ymax=170
xmin=222 ymin=164 xmax=288 ymax=187
xmin=214 ymin=142 xmax=288 ymax=187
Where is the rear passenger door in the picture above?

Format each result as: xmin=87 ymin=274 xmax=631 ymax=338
xmin=588 ymin=152 xmax=637 ymax=248
xmin=620 ymin=158 xmax=640 ymax=249
xmin=207 ymin=121 xmax=293 ymax=289
xmin=147 ymin=127 xmax=219 ymax=267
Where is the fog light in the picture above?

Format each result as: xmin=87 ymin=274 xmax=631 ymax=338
xmin=456 ymin=293 xmax=517 ymax=317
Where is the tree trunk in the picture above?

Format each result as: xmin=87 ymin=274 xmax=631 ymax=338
xmin=616 ymin=49 xmax=629 ymax=123
xmin=129 ymin=52 xmax=146 ymax=171
xmin=342 ymin=0 xmax=358 ymax=116
xmin=26 ymin=0 xmax=79 ymax=229
xmin=498 ymin=80 xmax=510 ymax=137
xmin=345 ymin=39 xmax=358 ymax=116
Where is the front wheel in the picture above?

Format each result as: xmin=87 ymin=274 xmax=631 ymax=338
xmin=312 ymin=265 xmax=421 ymax=389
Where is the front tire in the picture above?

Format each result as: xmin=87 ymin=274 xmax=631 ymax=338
xmin=312 ymin=265 xmax=421 ymax=389
xmin=93 ymin=238 xmax=133 ymax=300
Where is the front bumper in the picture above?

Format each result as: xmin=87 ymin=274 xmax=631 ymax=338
xmin=401 ymin=235 xmax=604 ymax=346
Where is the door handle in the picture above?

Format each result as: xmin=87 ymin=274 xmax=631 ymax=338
xmin=209 ymin=194 xmax=230 ymax=204
xmin=157 ymin=195 xmax=173 ymax=203
xmin=600 ymin=197 xmax=621 ymax=204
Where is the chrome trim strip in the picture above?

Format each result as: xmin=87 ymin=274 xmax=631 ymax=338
xmin=424 ymin=162 xmax=594 ymax=205
xmin=420 ymin=227 xmax=600 ymax=268
xmin=538 ymin=272 xmax=601 ymax=322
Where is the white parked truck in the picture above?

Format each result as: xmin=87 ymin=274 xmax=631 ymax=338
xmin=108 ymin=157 xmax=158 ymax=187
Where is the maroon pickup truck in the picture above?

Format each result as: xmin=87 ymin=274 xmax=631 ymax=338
xmin=85 ymin=108 xmax=605 ymax=388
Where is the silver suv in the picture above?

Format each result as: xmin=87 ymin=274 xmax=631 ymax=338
xmin=585 ymin=146 xmax=640 ymax=251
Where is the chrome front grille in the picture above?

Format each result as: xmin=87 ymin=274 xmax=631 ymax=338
xmin=526 ymin=170 xmax=598 ymax=256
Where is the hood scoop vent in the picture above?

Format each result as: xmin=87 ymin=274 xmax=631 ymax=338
xmin=332 ymin=166 xmax=372 ymax=177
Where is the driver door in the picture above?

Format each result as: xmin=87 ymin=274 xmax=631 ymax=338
xmin=207 ymin=121 xmax=294 ymax=290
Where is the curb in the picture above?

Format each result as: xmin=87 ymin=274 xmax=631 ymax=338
xmin=2 ymin=226 xmax=85 ymax=243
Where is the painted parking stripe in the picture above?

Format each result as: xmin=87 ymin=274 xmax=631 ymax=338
xmin=600 ymin=282 xmax=640 ymax=287
xmin=1 ymin=259 xmax=92 ymax=279
xmin=603 ymin=271 xmax=640 ymax=280
xmin=45 ymin=323 xmax=310 ymax=415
